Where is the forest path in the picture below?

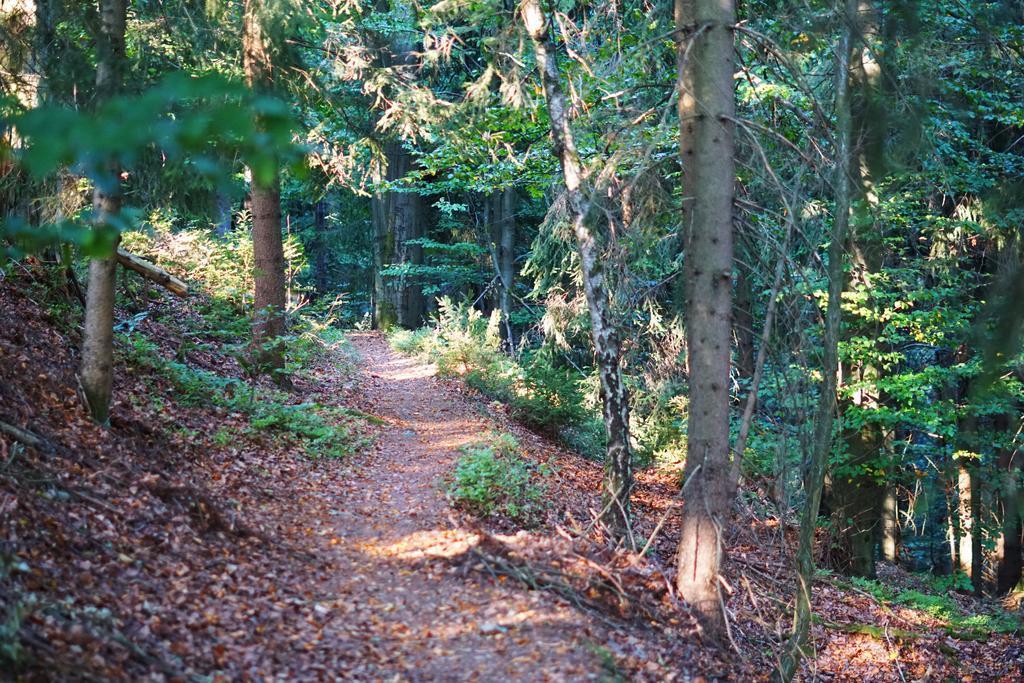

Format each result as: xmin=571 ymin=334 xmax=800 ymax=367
xmin=323 ymin=332 xmax=607 ymax=681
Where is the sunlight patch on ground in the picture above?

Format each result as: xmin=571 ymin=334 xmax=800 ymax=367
xmin=815 ymin=632 xmax=902 ymax=680
xmin=362 ymin=528 xmax=481 ymax=560
xmin=379 ymin=356 xmax=437 ymax=381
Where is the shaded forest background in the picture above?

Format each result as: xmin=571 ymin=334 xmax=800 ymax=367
xmin=2 ymin=0 xmax=1024 ymax=679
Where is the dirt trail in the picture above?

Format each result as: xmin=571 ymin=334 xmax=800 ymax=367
xmin=322 ymin=333 xmax=609 ymax=681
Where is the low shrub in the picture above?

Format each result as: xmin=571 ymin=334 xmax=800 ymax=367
xmin=447 ymin=433 xmax=547 ymax=525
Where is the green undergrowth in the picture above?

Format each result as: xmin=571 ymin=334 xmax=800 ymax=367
xmin=845 ymin=574 xmax=1022 ymax=640
xmin=388 ymin=298 xmax=697 ymax=470
xmin=389 ymin=297 xmax=609 ymax=460
xmin=109 ymin=214 xmax=372 ymax=459
xmin=120 ymin=333 xmax=369 ymax=460
xmin=446 ymin=432 xmax=550 ymax=526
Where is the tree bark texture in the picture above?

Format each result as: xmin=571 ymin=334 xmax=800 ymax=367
xmin=370 ymin=2 xmax=425 ymax=330
xmin=673 ymin=0 xmax=696 ymax=316
xmin=116 ymin=249 xmax=188 ymax=297
xmin=371 ymin=142 xmax=424 ymax=329
xmin=243 ymin=0 xmax=288 ymax=373
xmin=498 ymin=188 xmax=516 ymax=344
xmin=522 ymin=0 xmax=633 ymax=541
xmin=79 ymin=0 xmax=126 ymax=424
xmin=674 ymin=0 xmax=737 ymax=639
xmin=487 ymin=189 xmax=517 ymax=345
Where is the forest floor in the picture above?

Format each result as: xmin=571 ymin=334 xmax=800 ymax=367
xmin=1 ymin=272 xmax=1022 ymax=681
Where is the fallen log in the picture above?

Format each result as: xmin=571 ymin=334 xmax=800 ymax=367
xmin=116 ymin=249 xmax=188 ymax=297
xmin=0 ymin=420 xmax=46 ymax=450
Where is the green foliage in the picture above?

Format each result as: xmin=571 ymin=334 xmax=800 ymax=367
xmin=248 ymin=401 xmax=366 ymax=460
xmin=848 ymin=575 xmax=1021 ymax=638
xmin=447 ymin=433 xmax=547 ymax=525
xmin=388 ymin=297 xmax=607 ymax=457
xmin=119 ymin=330 xmax=367 ymax=461
xmin=3 ymin=73 xmax=301 ymax=260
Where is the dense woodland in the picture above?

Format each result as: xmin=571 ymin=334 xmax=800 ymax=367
xmin=2 ymin=0 xmax=1024 ymax=680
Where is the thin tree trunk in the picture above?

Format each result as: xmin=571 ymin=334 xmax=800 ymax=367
xmin=243 ymin=0 xmax=287 ymax=375
xmin=673 ymin=0 xmax=696 ymax=316
xmin=488 ymin=189 xmax=517 ymax=346
xmin=314 ymin=198 xmax=329 ymax=294
xmin=734 ymin=263 xmax=756 ymax=384
xmin=498 ymin=187 xmax=516 ymax=346
xmin=79 ymin=0 xmax=126 ymax=424
xmin=522 ymin=0 xmax=633 ymax=541
xmin=674 ymin=0 xmax=737 ymax=639
xmin=214 ymin=191 xmax=233 ymax=238
xmin=881 ymin=482 xmax=899 ymax=562
xmin=775 ymin=1 xmax=855 ymax=678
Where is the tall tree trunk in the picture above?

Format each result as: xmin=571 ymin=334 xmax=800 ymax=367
xmin=370 ymin=2 xmax=424 ymax=330
xmin=775 ymin=2 xmax=855 ymax=679
xmin=522 ymin=0 xmax=633 ymax=541
xmin=881 ymin=482 xmax=899 ymax=562
xmin=371 ymin=142 xmax=423 ymax=329
xmin=79 ymin=0 xmax=126 ymax=424
xmin=674 ymin=0 xmax=737 ymax=639
xmin=489 ymin=188 xmax=516 ymax=345
xmin=826 ymin=0 xmax=886 ymax=579
xmin=33 ymin=0 xmax=57 ymax=106
xmin=243 ymin=0 xmax=287 ymax=375
xmin=997 ymin=442 xmax=1023 ymax=594
xmin=953 ymin=408 xmax=983 ymax=591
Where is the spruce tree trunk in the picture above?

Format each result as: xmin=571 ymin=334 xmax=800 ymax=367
xmin=371 ymin=142 xmax=424 ymax=329
xmin=249 ymin=172 xmax=287 ymax=366
xmin=775 ymin=2 xmax=855 ymax=678
xmin=314 ymin=198 xmax=329 ymax=294
xmin=243 ymin=0 xmax=287 ymax=374
xmin=674 ymin=0 xmax=737 ymax=638
xmin=522 ymin=0 xmax=633 ymax=541
xmin=489 ymin=188 xmax=517 ymax=345
xmin=79 ymin=0 xmax=126 ymax=424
